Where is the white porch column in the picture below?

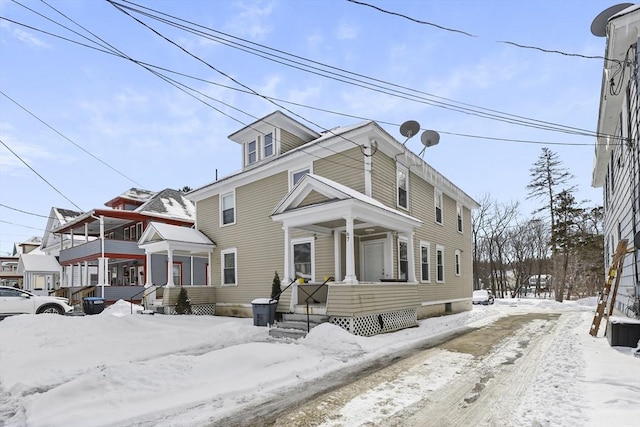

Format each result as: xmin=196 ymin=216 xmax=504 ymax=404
xmin=333 ymin=229 xmax=341 ymax=283
xmin=283 ymin=226 xmax=297 ymax=312
xmin=69 ymin=264 xmax=74 ymax=287
xmin=344 ymin=216 xmax=358 ymax=284
xmin=144 ymin=252 xmax=153 ymax=287
xmin=190 ymin=256 xmax=194 ymax=286
xmin=83 ymin=261 xmax=89 ymax=286
xmin=407 ymin=231 xmax=416 ymax=282
xmin=166 ymin=248 xmax=175 ymax=287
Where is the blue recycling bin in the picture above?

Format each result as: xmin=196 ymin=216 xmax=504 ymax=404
xmin=83 ymin=297 xmax=105 ymax=315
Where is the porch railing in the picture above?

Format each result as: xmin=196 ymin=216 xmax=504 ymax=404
xmin=298 ymin=276 xmax=333 ymax=332
xmin=70 ymin=286 xmax=97 ymax=306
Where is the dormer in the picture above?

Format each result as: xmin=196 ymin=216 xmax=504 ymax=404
xmin=228 ymin=110 xmax=320 ymax=170
xmin=104 ymin=188 xmax=156 ymax=211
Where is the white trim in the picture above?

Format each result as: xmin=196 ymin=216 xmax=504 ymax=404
xmin=291 ymin=237 xmax=315 ymax=283
xmin=421 ymin=297 xmax=470 ymax=306
xmin=420 ymin=240 xmax=430 ymax=283
xmin=435 ymin=190 xmax=443 ymax=225
xmin=220 ymin=248 xmax=238 ymax=286
xmin=397 ymin=236 xmax=408 ymax=281
xmin=246 ymin=139 xmax=258 ymax=166
xmin=359 ymin=238 xmax=387 ymax=281
xmin=455 ymin=249 xmax=461 ymax=276
xmin=220 ymin=191 xmax=236 ymax=227
xmin=263 ymin=130 xmax=275 ymax=159
xmin=289 ymin=164 xmax=313 ymax=190
xmin=396 ymin=163 xmax=409 ymax=210
xmin=436 ymin=244 xmax=445 ymax=283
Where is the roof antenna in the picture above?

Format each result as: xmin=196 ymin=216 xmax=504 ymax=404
xmin=399 ymin=120 xmax=420 ymax=145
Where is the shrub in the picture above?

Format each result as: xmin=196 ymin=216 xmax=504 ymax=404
xmin=175 ymin=287 xmax=192 ymax=314
xmin=271 ymin=271 xmax=281 ymax=300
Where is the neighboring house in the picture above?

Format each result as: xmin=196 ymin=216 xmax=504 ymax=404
xmin=187 ymin=111 xmax=479 ymax=335
xmin=17 ymin=253 xmax=60 ymax=295
xmin=0 ymin=256 xmax=20 ymax=288
xmin=52 ymin=188 xmax=209 ymax=303
xmin=591 ymin=4 xmax=640 ymax=317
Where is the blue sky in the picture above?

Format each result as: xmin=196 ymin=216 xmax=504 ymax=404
xmin=0 ymin=0 xmax=619 ymax=255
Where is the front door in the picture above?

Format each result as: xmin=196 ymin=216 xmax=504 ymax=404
xmin=362 ymin=240 xmax=384 ymax=282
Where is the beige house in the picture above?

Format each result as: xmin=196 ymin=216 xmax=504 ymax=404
xmin=188 ymin=111 xmax=479 ymax=335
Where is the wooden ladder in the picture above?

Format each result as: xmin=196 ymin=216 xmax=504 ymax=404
xmin=589 ymin=239 xmax=628 ymax=337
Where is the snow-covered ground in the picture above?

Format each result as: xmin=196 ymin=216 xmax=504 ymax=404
xmin=0 ymin=298 xmax=638 ymax=427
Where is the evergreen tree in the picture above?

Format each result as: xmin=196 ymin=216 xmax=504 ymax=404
xmin=175 ymin=287 xmax=192 ymax=314
xmin=271 ymin=271 xmax=281 ymax=300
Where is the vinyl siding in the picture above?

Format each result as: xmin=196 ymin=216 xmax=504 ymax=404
xmin=280 ymin=129 xmax=306 ymax=154
xmin=326 ymin=284 xmax=420 ymax=316
xmin=313 ymin=147 xmax=365 ymax=193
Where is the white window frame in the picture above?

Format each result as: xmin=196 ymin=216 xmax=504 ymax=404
xmin=220 ymin=191 xmax=236 ymax=227
xmin=420 ymin=241 xmax=430 ymax=283
xmin=436 ymin=245 xmax=445 ymax=283
xmin=263 ymin=132 xmax=274 ymax=158
xmin=456 ymin=203 xmax=463 ymax=233
xmin=435 ymin=190 xmax=443 ymax=225
xmin=221 ymin=248 xmax=238 ymax=286
xmin=397 ymin=164 xmax=409 ymax=210
xmin=397 ymin=237 xmax=408 ymax=281
xmin=246 ymin=139 xmax=257 ymax=165
xmin=172 ymin=263 xmax=182 ymax=286
xmin=291 ymin=237 xmax=314 ymax=283
xmin=289 ymin=165 xmax=312 ymax=190
xmin=454 ymin=249 xmax=461 ymax=276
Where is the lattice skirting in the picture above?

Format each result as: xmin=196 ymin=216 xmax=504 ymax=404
xmin=330 ymin=308 xmax=417 ymax=336
xmin=163 ymin=304 xmax=215 ymax=316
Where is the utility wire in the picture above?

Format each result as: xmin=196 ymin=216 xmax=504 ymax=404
xmin=0 ymin=139 xmax=84 ymax=211
xmin=0 ymin=90 xmax=145 ymax=188
xmin=0 ymin=204 xmax=51 ymax=219
xmin=115 ymin=0 xmax=617 ymax=140
xmin=0 ymin=220 xmax=47 ymax=232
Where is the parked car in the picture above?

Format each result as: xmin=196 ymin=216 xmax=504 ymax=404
xmin=472 ymin=289 xmax=495 ymax=305
xmin=0 ymin=286 xmax=73 ymax=316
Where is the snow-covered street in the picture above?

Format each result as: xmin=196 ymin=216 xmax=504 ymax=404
xmin=1 ymin=298 xmax=638 ymax=427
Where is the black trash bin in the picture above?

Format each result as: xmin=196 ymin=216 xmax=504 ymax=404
xmin=83 ymin=297 xmax=106 ymax=315
xmin=251 ymin=298 xmax=277 ymax=326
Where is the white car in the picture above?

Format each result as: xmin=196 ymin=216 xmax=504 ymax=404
xmin=472 ymin=289 xmax=495 ymax=305
xmin=0 ymin=286 xmax=73 ymax=316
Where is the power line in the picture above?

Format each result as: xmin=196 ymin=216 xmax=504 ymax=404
xmin=0 ymin=139 xmax=84 ymax=211
xmin=113 ymin=0 xmax=615 ymax=140
xmin=0 ymin=204 xmax=51 ymax=219
xmin=0 ymin=220 xmax=47 ymax=232
xmin=0 ymin=90 xmax=145 ymax=188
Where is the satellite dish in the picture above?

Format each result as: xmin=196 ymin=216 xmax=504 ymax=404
xmin=591 ymin=3 xmax=633 ymax=37
xmin=399 ymin=120 xmax=420 ymax=144
xmin=420 ymin=130 xmax=440 ymax=148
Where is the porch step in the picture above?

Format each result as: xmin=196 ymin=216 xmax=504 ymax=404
xmin=268 ymin=314 xmax=330 ymax=340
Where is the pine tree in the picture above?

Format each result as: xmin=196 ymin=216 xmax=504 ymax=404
xmin=175 ymin=287 xmax=192 ymax=314
xmin=271 ymin=271 xmax=281 ymax=300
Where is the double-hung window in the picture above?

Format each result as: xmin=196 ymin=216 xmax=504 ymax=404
xmin=435 ymin=190 xmax=443 ymax=224
xmin=172 ymin=263 xmax=182 ymax=286
xmin=247 ymin=140 xmax=257 ymax=165
xmin=398 ymin=239 xmax=408 ymax=281
xmin=290 ymin=167 xmax=311 ymax=189
xmin=456 ymin=203 xmax=463 ymax=233
xmin=221 ymin=248 xmax=237 ymax=286
xmin=263 ymin=132 xmax=274 ymax=158
xmin=397 ymin=165 xmax=408 ymax=210
xmin=420 ymin=241 xmax=430 ymax=282
xmin=436 ymin=245 xmax=444 ymax=282
xmin=292 ymin=239 xmax=313 ymax=282
xmin=454 ymin=250 xmax=461 ymax=276
xmin=220 ymin=192 xmax=235 ymax=226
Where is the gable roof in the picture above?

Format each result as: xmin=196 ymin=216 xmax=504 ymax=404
xmin=135 ymin=188 xmax=195 ymax=221
xmin=138 ymin=222 xmax=215 ymax=256
xmin=104 ymin=188 xmax=156 ymax=208
xmin=17 ymin=254 xmax=60 ymax=274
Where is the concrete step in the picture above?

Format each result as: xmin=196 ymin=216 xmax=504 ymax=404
xmin=276 ymin=320 xmax=316 ymax=331
xmin=282 ymin=313 xmax=329 ymax=323
xmin=269 ymin=328 xmax=308 ymax=339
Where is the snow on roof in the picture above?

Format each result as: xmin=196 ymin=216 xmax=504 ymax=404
xmin=17 ymin=254 xmax=60 ymax=273
xmin=54 ymin=207 xmax=83 ymax=224
xmin=136 ymin=189 xmax=195 ymax=221
xmin=143 ymin=222 xmax=215 ymax=246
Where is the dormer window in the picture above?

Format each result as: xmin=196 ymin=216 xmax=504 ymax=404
xmin=263 ymin=132 xmax=274 ymax=158
xmin=247 ymin=140 xmax=257 ymax=165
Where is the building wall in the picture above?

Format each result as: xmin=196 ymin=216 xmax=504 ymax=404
xmin=602 ymin=42 xmax=640 ymax=315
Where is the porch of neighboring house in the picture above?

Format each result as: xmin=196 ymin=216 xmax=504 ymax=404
xmin=17 ymin=254 xmax=61 ymax=296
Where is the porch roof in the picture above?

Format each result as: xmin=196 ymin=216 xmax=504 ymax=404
xmin=138 ymin=222 xmax=216 ymax=256
xmin=17 ymin=254 xmax=60 ymax=274
xmin=271 ymin=174 xmax=422 ymax=234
